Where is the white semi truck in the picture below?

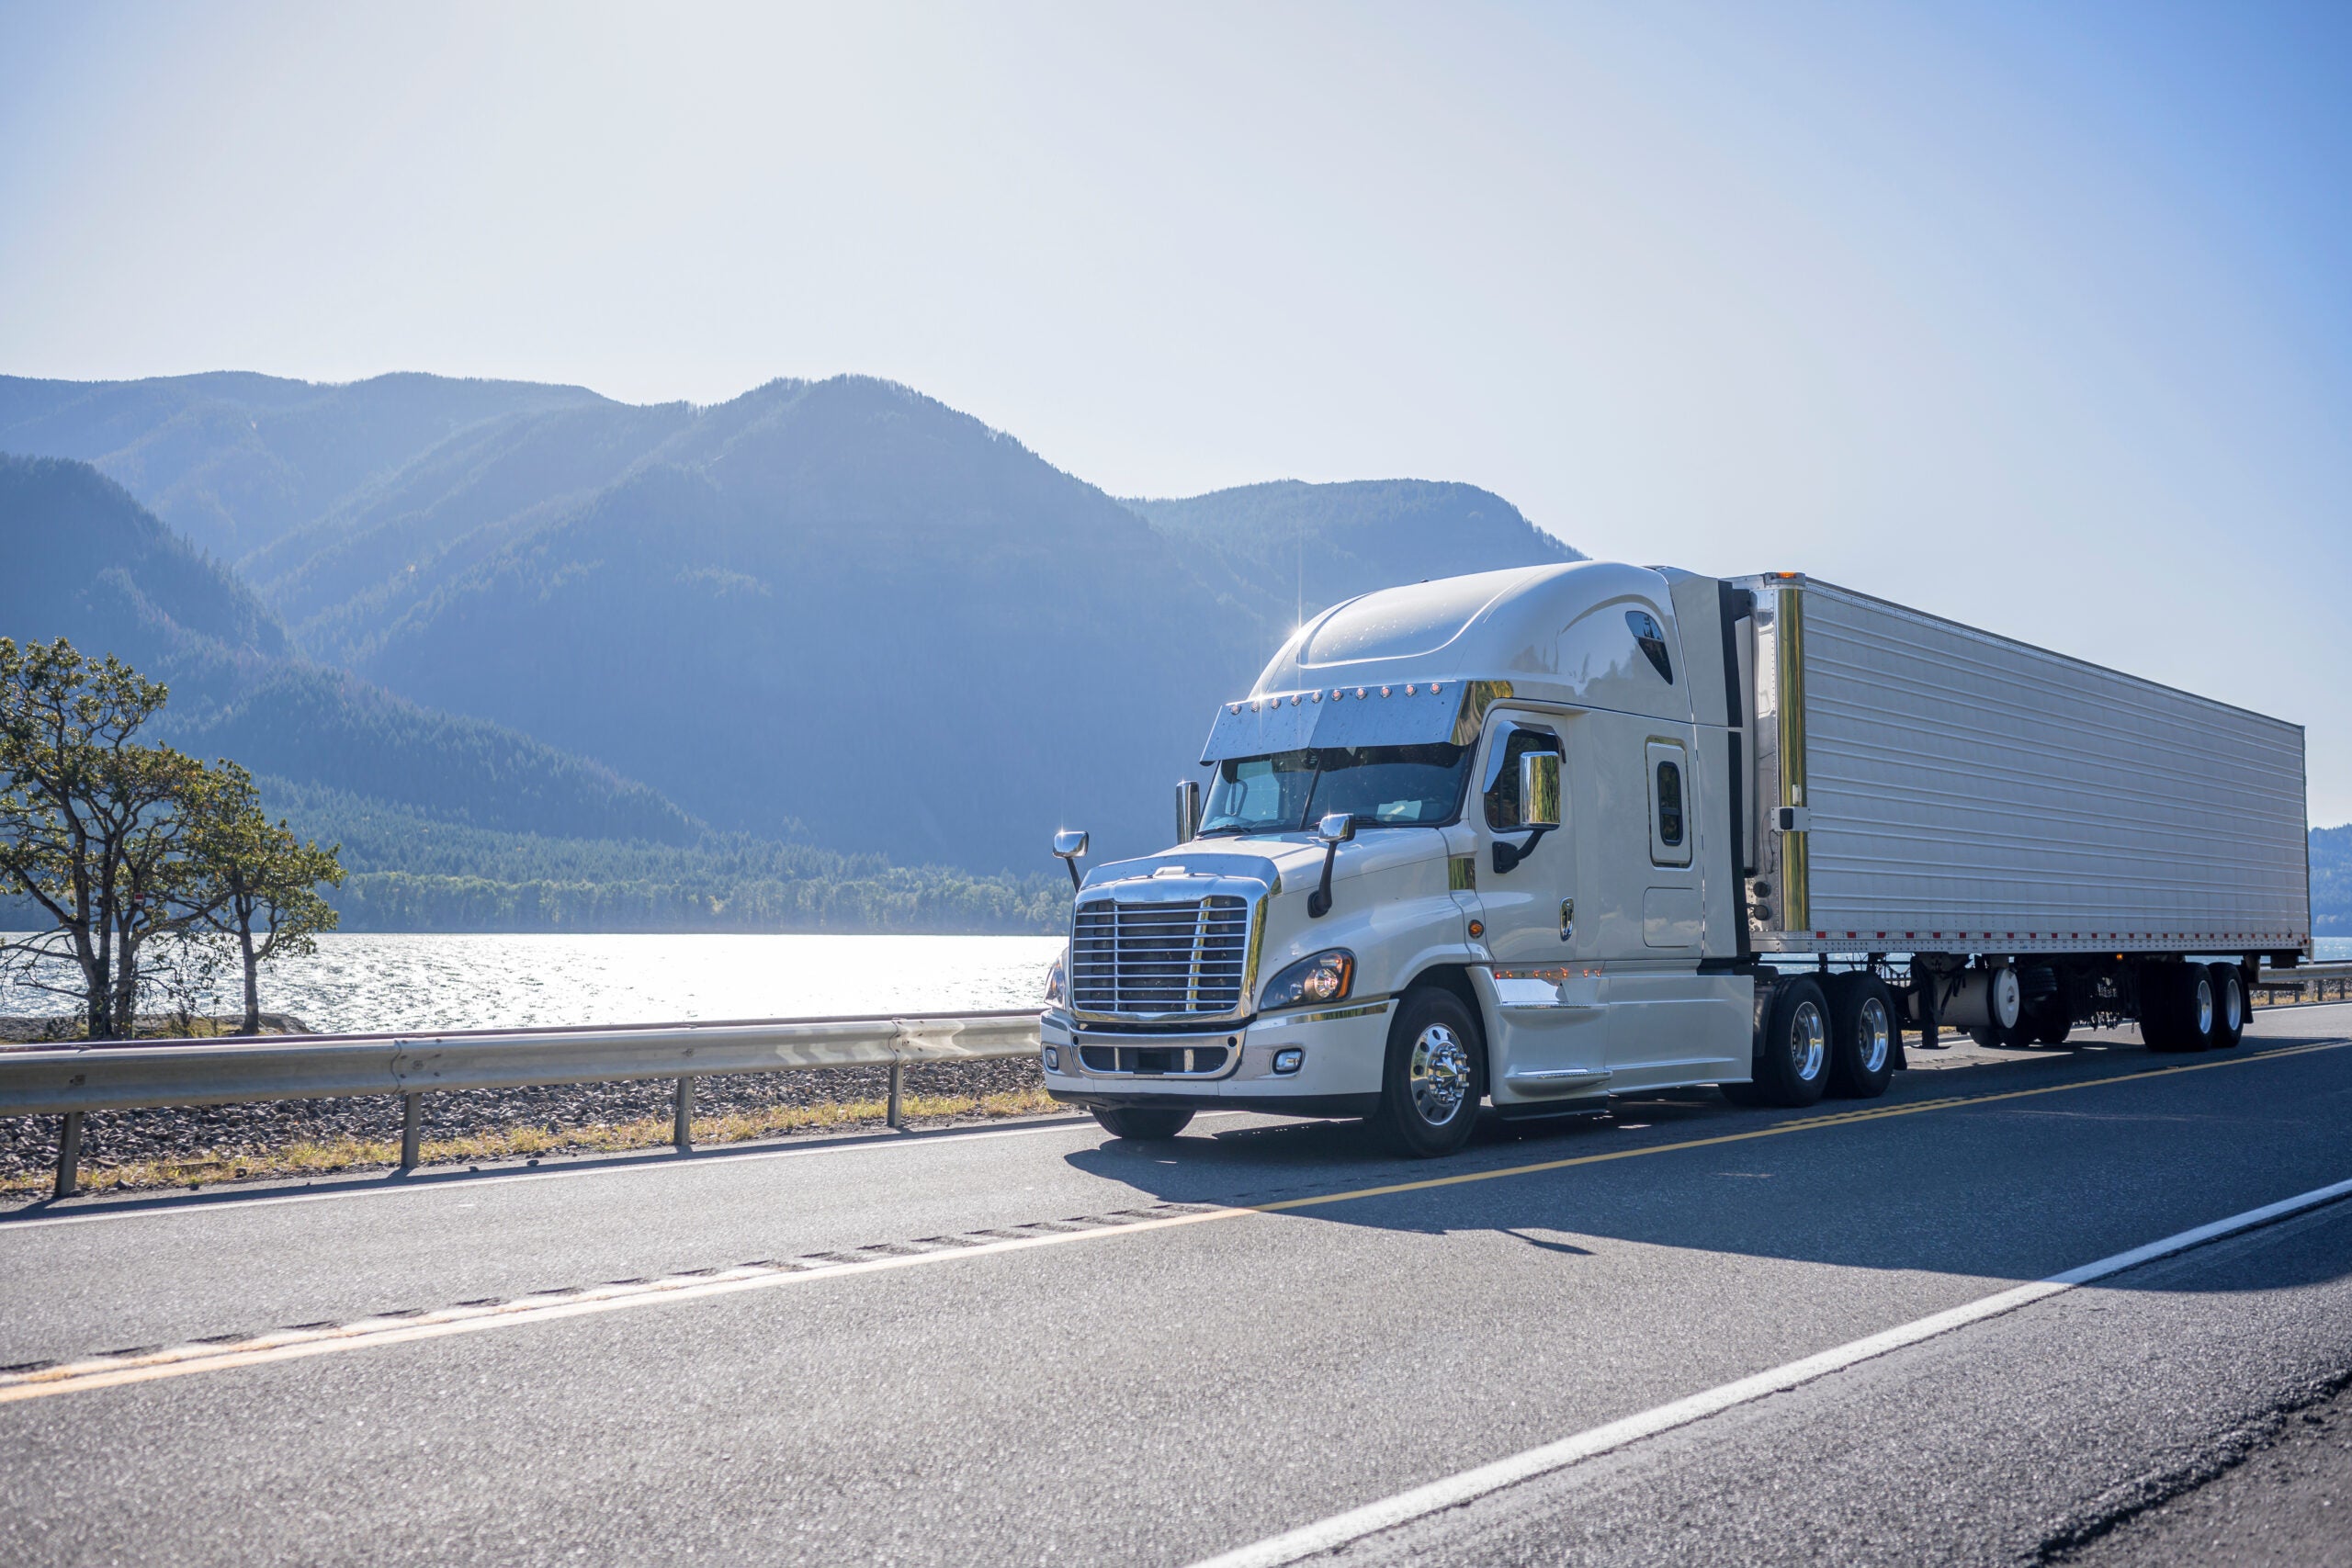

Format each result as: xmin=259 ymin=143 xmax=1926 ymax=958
xmin=1039 ymin=562 xmax=2311 ymax=1156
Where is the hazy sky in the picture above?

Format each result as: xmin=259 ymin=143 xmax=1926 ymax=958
xmin=5 ymin=2 xmax=2348 ymax=819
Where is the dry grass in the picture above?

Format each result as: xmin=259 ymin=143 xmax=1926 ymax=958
xmin=2 ymin=1086 xmax=1061 ymax=1199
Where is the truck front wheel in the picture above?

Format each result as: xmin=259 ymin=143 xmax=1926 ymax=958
xmin=1374 ymin=988 xmax=1486 ymax=1157
xmin=1091 ymin=1107 xmax=1195 ymax=1141
xmin=1753 ymin=977 xmax=1833 ymax=1107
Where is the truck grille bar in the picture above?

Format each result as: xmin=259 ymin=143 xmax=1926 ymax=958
xmin=1070 ymin=895 xmax=1252 ymax=1018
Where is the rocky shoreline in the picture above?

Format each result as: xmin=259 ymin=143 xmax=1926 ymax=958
xmin=0 ymin=1046 xmax=1054 ymax=1186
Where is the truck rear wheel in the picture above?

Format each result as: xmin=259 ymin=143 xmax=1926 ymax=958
xmin=1373 ymin=987 xmax=1486 ymax=1157
xmin=1753 ymin=976 xmax=1832 ymax=1107
xmin=2143 ymin=964 xmax=2215 ymax=1053
xmin=1825 ymin=974 xmax=1895 ymax=1099
xmin=1091 ymin=1107 xmax=1195 ymax=1141
xmin=2208 ymin=964 xmax=2245 ymax=1049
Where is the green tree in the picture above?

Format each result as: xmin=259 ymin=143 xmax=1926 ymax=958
xmin=187 ymin=761 xmax=344 ymax=1034
xmin=0 ymin=638 xmax=217 ymax=1038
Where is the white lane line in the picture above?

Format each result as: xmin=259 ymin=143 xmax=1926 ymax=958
xmin=0 ymin=1112 xmax=1254 ymax=1232
xmin=1184 ymin=1173 xmax=2352 ymax=1568
xmin=0 ymin=1201 xmax=1260 ymax=1402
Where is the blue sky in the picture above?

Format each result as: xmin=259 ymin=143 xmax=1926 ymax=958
xmin=4 ymin=2 xmax=2347 ymax=819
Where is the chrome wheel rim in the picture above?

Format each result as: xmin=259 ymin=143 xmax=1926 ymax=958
xmin=2193 ymin=977 xmax=2214 ymax=1036
xmin=1790 ymin=1000 xmax=1826 ymax=1082
xmin=1409 ymin=1024 xmax=1472 ymax=1125
xmin=1856 ymin=997 xmax=1890 ymax=1075
xmin=2222 ymin=976 xmax=2242 ymax=1032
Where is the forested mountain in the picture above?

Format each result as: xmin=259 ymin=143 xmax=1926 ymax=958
xmin=1129 ymin=479 xmax=1583 ymax=639
xmin=329 ymin=378 xmax=1272 ymax=868
xmin=0 ymin=454 xmax=692 ymax=843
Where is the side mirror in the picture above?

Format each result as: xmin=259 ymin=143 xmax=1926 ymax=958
xmin=1052 ymin=829 xmax=1088 ymax=891
xmin=1494 ymin=752 xmax=1561 ymax=875
xmin=1175 ymin=780 xmax=1202 ymax=844
xmin=1308 ymin=814 xmax=1354 ymax=919
xmin=1517 ymin=751 xmax=1561 ymax=829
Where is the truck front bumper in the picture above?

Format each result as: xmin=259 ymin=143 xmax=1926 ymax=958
xmin=1040 ymin=999 xmax=1392 ymax=1115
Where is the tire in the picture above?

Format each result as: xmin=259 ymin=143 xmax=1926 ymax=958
xmin=2208 ymin=964 xmax=2245 ymax=1049
xmin=1751 ymin=976 xmax=1832 ymax=1107
xmin=2144 ymin=964 xmax=2215 ymax=1053
xmin=2137 ymin=964 xmax=2177 ymax=1051
xmin=1825 ymin=974 xmax=1896 ymax=1100
xmin=1091 ymin=1106 xmax=1195 ymax=1141
xmin=2028 ymin=1006 xmax=2072 ymax=1046
xmin=1374 ymin=987 xmax=1486 ymax=1157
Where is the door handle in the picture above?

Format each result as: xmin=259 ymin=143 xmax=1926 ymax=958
xmin=1559 ymin=898 xmax=1575 ymax=942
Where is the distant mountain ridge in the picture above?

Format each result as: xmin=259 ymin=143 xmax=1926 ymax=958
xmin=4 ymin=367 xmax=1587 ymax=893
xmin=0 ymin=372 xmax=607 ymax=558
xmin=1128 ymin=479 xmax=1583 ymax=637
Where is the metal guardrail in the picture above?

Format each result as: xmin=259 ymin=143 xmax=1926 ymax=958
xmin=2253 ymin=963 xmax=2352 ymax=1008
xmin=0 ymin=1009 xmax=1046 ymax=1200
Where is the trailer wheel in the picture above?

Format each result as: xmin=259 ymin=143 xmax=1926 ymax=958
xmin=2143 ymin=964 xmax=2215 ymax=1053
xmin=1091 ymin=1107 xmax=1195 ymax=1141
xmin=1372 ymin=987 xmax=1486 ymax=1157
xmin=2207 ymin=964 xmax=2245 ymax=1049
xmin=2028 ymin=1007 xmax=2072 ymax=1046
xmin=1825 ymin=974 xmax=1895 ymax=1099
xmin=1752 ymin=977 xmax=1832 ymax=1107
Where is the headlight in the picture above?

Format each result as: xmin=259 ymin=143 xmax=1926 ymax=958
xmin=1261 ymin=949 xmax=1354 ymax=1011
xmin=1046 ymin=953 xmax=1068 ymax=1008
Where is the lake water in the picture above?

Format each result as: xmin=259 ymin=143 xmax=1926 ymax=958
xmin=0 ymin=932 xmax=1062 ymax=1034
xmin=3 ymin=931 xmax=2343 ymax=1037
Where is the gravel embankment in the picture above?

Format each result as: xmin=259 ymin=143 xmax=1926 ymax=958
xmin=0 ymin=1048 xmax=1053 ymax=1182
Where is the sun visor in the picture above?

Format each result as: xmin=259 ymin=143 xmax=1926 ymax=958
xmin=1199 ymin=680 xmax=1512 ymax=762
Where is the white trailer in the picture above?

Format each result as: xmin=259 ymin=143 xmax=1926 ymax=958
xmin=1038 ymin=562 xmax=2311 ymax=1156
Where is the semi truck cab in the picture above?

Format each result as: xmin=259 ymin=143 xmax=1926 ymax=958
xmin=1039 ymin=561 xmax=1769 ymax=1155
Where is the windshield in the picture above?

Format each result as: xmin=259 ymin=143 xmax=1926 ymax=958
xmin=1199 ymin=743 xmax=1472 ymax=835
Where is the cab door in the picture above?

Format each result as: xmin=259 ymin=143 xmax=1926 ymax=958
xmin=1470 ymin=711 xmax=1608 ymax=1105
xmin=1604 ymin=733 xmax=1746 ymax=1088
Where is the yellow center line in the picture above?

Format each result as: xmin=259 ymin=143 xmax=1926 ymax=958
xmin=5 ymin=1035 xmax=2345 ymax=1404
xmin=1261 ymin=1037 xmax=2352 ymax=1213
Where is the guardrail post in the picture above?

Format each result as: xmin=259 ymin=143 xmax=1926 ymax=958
xmin=54 ymin=1111 xmax=83 ymax=1199
xmin=673 ymin=1076 xmax=695 ymax=1152
xmin=400 ymin=1092 xmax=422 ymax=1170
xmin=888 ymin=1061 xmax=905 ymax=1129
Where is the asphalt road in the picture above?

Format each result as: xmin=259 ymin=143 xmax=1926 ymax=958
xmin=3 ymin=1005 xmax=2349 ymax=1567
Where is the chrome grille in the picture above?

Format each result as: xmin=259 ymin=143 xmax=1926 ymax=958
xmin=1070 ymin=895 xmax=1252 ymax=1018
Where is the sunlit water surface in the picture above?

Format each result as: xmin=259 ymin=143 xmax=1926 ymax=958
xmin=0 ymin=932 xmax=1061 ymax=1034
xmin=3 ymin=933 xmax=2342 ymax=1036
